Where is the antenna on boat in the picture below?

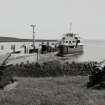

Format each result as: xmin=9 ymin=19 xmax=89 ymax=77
xmin=69 ymin=22 xmax=72 ymax=33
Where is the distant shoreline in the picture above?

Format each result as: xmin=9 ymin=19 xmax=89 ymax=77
xmin=0 ymin=36 xmax=57 ymax=42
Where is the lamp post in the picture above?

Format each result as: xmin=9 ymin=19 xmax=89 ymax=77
xmin=30 ymin=25 xmax=36 ymax=50
xmin=30 ymin=24 xmax=39 ymax=62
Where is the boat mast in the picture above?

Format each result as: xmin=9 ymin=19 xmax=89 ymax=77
xmin=69 ymin=22 xmax=72 ymax=33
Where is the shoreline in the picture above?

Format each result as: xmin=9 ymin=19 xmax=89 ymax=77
xmin=7 ymin=52 xmax=97 ymax=65
xmin=0 ymin=52 xmax=99 ymax=66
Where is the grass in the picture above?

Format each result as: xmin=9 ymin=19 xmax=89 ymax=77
xmin=3 ymin=61 xmax=97 ymax=78
xmin=0 ymin=76 xmax=105 ymax=105
xmin=0 ymin=60 xmax=102 ymax=104
xmin=0 ymin=60 xmax=97 ymax=89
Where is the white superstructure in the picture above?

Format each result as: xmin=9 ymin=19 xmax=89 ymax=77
xmin=61 ymin=33 xmax=82 ymax=47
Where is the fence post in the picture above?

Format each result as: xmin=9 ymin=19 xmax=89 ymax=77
xmin=37 ymin=49 xmax=38 ymax=62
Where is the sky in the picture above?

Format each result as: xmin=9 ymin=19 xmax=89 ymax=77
xmin=0 ymin=0 xmax=105 ymax=40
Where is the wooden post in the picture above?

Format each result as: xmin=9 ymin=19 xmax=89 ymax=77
xmin=37 ymin=49 xmax=38 ymax=62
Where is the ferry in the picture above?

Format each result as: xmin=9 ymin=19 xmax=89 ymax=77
xmin=57 ymin=33 xmax=83 ymax=56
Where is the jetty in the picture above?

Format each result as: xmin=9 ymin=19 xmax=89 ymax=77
xmin=0 ymin=53 xmax=11 ymax=66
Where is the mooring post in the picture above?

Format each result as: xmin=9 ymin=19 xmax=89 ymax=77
xmin=37 ymin=49 xmax=38 ymax=62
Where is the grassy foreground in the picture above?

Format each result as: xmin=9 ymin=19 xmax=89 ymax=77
xmin=3 ymin=61 xmax=97 ymax=78
xmin=0 ymin=60 xmax=97 ymax=88
xmin=0 ymin=76 xmax=105 ymax=105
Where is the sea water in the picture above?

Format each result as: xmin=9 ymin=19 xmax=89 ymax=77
xmin=0 ymin=40 xmax=105 ymax=63
xmin=68 ymin=40 xmax=105 ymax=62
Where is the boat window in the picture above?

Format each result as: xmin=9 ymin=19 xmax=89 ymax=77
xmin=52 ymin=43 xmax=55 ymax=45
xmin=66 ymin=41 xmax=68 ymax=43
xmin=70 ymin=34 xmax=73 ymax=37
xmin=62 ymin=37 xmax=65 ymax=40
xmin=77 ymin=40 xmax=80 ymax=43
xmin=72 ymin=41 xmax=75 ymax=43
xmin=75 ymin=37 xmax=78 ymax=39
xmin=69 ymin=41 xmax=71 ymax=43
xmin=70 ymin=46 xmax=74 ymax=48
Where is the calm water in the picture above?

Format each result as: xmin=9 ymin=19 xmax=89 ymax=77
xmin=67 ymin=40 xmax=105 ymax=62
xmin=0 ymin=40 xmax=105 ymax=63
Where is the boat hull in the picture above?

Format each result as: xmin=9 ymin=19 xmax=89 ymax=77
xmin=57 ymin=45 xmax=83 ymax=55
